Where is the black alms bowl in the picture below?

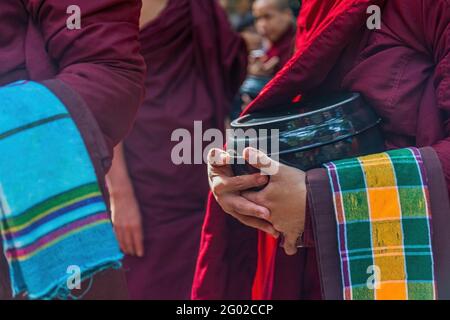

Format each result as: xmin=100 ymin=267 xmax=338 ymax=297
xmin=229 ymin=92 xmax=386 ymax=176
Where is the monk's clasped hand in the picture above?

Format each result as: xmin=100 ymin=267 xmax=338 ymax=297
xmin=207 ymin=147 xmax=308 ymax=256
xmin=240 ymin=148 xmax=307 ymax=256
xmin=207 ymin=148 xmax=279 ymax=238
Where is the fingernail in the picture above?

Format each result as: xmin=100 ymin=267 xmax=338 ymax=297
xmin=243 ymin=147 xmax=255 ymax=158
xmin=286 ymin=246 xmax=297 ymax=256
xmin=257 ymin=176 xmax=267 ymax=184
xmin=247 ymin=147 xmax=257 ymax=155
xmin=218 ymin=152 xmax=229 ymax=164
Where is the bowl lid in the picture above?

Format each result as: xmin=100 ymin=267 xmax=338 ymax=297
xmin=232 ymin=92 xmax=360 ymax=129
xmin=228 ymin=92 xmax=381 ymax=155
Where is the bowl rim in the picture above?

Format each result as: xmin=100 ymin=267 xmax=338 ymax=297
xmin=231 ymin=92 xmax=361 ymax=129
xmin=228 ymin=119 xmax=382 ymax=157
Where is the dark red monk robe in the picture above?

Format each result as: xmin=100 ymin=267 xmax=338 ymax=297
xmin=122 ymin=0 xmax=247 ymax=300
xmin=265 ymin=25 xmax=296 ymax=74
xmin=0 ymin=0 xmax=146 ymax=300
xmin=192 ymin=0 xmax=450 ymax=300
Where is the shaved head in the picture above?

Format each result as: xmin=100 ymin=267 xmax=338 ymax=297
xmin=252 ymin=0 xmax=294 ymax=43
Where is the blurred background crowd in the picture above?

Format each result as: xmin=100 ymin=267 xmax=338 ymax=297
xmin=221 ymin=0 xmax=301 ymax=119
xmin=221 ymin=0 xmax=301 ymax=27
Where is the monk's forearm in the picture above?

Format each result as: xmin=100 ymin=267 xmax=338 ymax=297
xmin=106 ymin=143 xmax=136 ymax=199
xmin=140 ymin=0 xmax=169 ymax=27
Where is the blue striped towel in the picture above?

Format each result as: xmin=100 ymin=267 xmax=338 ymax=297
xmin=0 ymin=81 xmax=123 ymax=299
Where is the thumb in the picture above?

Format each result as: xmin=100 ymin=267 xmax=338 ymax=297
xmin=283 ymin=233 xmax=299 ymax=256
xmin=208 ymin=148 xmax=230 ymax=167
xmin=243 ymin=147 xmax=279 ymax=175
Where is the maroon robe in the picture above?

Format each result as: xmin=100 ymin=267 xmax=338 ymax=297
xmin=193 ymin=0 xmax=450 ymax=300
xmin=122 ymin=0 xmax=247 ymax=299
xmin=266 ymin=25 xmax=296 ymax=74
xmin=0 ymin=0 xmax=146 ymax=299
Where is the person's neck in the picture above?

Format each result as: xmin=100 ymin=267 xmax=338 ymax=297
xmin=140 ymin=0 xmax=169 ymax=29
xmin=272 ymin=23 xmax=295 ymax=47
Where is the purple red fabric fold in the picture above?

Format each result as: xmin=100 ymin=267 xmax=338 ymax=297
xmin=0 ymin=0 xmax=146 ymax=299
xmin=1 ymin=0 xmax=146 ymax=158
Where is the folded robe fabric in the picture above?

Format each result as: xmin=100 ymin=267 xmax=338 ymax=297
xmin=325 ymin=148 xmax=436 ymax=300
xmin=0 ymin=81 xmax=122 ymax=299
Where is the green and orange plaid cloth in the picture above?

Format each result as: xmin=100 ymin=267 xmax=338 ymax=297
xmin=324 ymin=148 xmax=436 ymax=300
